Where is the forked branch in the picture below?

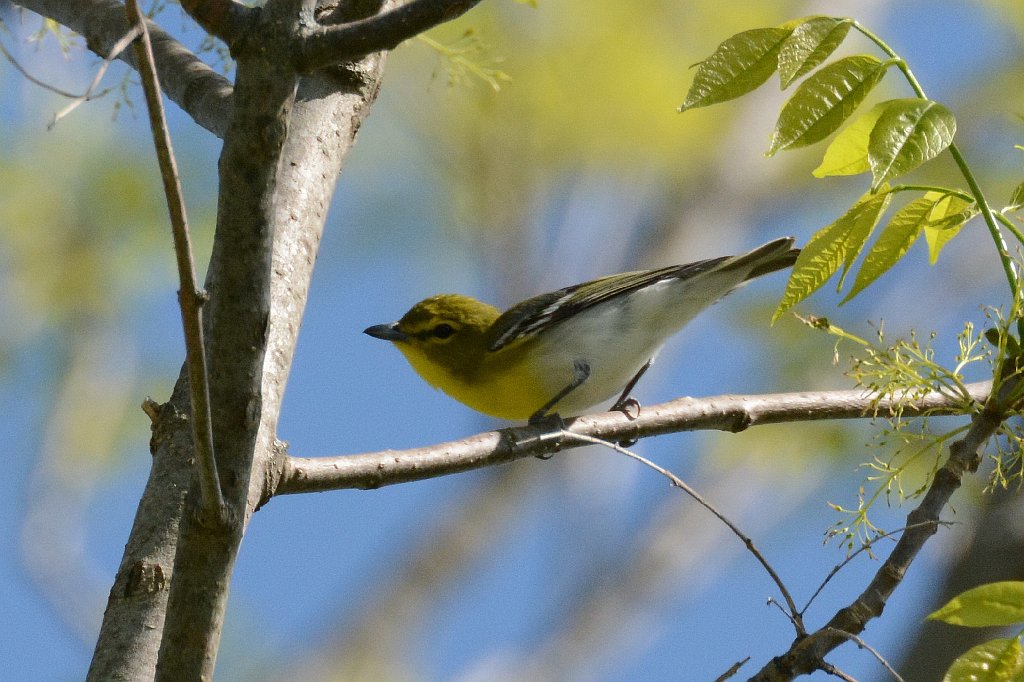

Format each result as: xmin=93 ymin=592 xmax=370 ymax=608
xmin=297 ymin=0 xmax=484 ymax=71
xmin=749 ymin=383 xmax=1011 ymax=680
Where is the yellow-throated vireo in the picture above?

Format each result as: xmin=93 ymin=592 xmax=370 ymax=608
xmin=365 ymin=237 xmax=799 ymax=423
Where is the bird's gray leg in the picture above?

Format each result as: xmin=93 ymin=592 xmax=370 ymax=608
xmin=611 ymin=359 xmax=652 ymax=419
xmin=528 ymin=359 xmax=591 ymax=426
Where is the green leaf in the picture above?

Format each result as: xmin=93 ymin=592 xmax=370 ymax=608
xmin=813 ymin=101 xmax=890 ymax=178
xmin=869 ymin=98 xmax=957 ymax=190
xmin=942 ymin=638 xmax=1024 ymax=682
xmin=778 ymin=17 xmax=853 ymax=88
xmin=841 ymin=196 xmax=935 ymax=304
xmin=768 ymin=55 xmax=888 ymax=156
xmin=772 ymin=190 xmax=891 ymax=322
xmin=1009 ymin=181 xmax=1024 ymax=210
xmin=923 ymin=192 xmax=976 ymax=264
xmin=928 ymin=581 xmax=1024 ymax=627
xmin=679 ymin=28 xmax=792 ymax=112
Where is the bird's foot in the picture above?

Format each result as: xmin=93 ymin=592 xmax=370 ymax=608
xmin=526 ymin=411 xmax=567 ymax=459
xmin=611 ymin=396 xmax=641 ymax=447
xmin=611 ymin=395 xmax=641 ymax=420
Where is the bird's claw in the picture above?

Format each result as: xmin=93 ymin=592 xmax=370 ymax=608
xmin=612 ymin=396 xmax=641 ymax=420
xmin=524 ymin=412 xmax=567 ymax=459
xmin=610 ymin=397 xmax=641 ymax=447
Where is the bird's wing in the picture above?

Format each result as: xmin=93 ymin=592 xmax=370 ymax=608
xmin=487 ymin=237 xmax=797 ymax=352
xmin=487 ymin=259 xmax=728 ymax=352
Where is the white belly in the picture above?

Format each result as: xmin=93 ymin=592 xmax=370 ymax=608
xmin=524 ymin=271 xmax=744 ymax=415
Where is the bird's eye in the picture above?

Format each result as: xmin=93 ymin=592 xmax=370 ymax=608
xmin=431 ymin=323 xmax=456 ymax=339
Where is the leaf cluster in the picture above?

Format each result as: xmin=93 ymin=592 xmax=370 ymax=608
xmin=679 ymin=15 xmax=1024 ymax=319
xmin=419 ymin=29 xmax=511 ymax=92
xmin=683 ymin=15 xmax=1024 ymax=550
xmin=812 ymin=317 xmax=981 ymax=549
xmin=928 ymin=581 xmax=1024 ymax=682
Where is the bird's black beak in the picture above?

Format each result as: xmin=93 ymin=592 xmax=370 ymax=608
xmin=364 ymin=322 xmax=408 ymax=342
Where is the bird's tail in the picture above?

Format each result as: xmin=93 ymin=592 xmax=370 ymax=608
xmin=721 ymin=237 xmax=800 ymax=280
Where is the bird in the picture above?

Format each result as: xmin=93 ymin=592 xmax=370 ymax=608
xmin=364 ymin=237 xmax=799 ymax=424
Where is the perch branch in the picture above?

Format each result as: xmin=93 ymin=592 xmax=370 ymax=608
xmin=276 ymin=381 xmax=991 ymax=496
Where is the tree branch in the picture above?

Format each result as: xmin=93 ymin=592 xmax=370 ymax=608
xmin=126 ymin=0 xmax=227 ymax=520
xmin=13 ymin=0 xmax=234 ymax=137
xmin=87 ymin=3 xmax=393 ymax=677
xmin=178 ymin=0 xmax=255 ymax=45
xmin=824 ymin=629 xmax=906 ymax=682
xmin=749 ymin=381 xmax=1011 ymax=680
xmin=275 ymin=381 xmax=992 ymax=496
xmin=153 ymin=0 xmax=308 ymax=672
xmin=296 ymin=0 xmax=484 ymax=72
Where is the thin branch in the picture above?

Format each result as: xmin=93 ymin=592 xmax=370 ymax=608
xmin=820 ymin=663 xmax=856 ymax=682
xmin=561 ymin=432 xmax=803 ymax=636
xmin=825 ymin=628 xmax=906 ymax=682
xmin=296 ymin=0 xmax=485 ymax=72
xmin=50 ymin=24 xmax=143 ymax=129
xmin=14 ymin=0 xmax=234 ymax=137
xmin=0 ymin=37 xmax=89 ymax=98
xmin=126 ymin=0 xmax=227 ymax=521
xmin=749 ymin=384 xmax=1010 ymax=680
xmin=715 ymin=657 xmax=751 ymax=682
xmin=178 ymin=0 xmax=255 ymax=45
xmin=275 ymin=381 xmax=992 ymax=496
xmin=801 ymin=520 xmax=954 ymax=615
xmin=154 ymin=0 xmax=309 ymax=673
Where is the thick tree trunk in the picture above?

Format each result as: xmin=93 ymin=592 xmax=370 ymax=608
xmin=87 ymin=61 xmax=386 ymax=682
xmin=44 ymin=1 xmax=391 ymax=675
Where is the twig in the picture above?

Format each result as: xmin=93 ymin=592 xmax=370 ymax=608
xmin=559 ymin=431 xmax=805 ymax=637
xmin=767 ymin=597 xmax=802 ymax=631
xmin=801 ymin=521 xmax=953 ymax=615
xmin=714 ymin=657 xmax=750 ymax=681
xmin=125 ymin=0 xmax=226 ymax=521
xmin=0 ymin=33 xmax=136 ymax=128
xmin=749 ymin=385 xmax=1009 ymax=680
xmin=820 ymin=662 xmax=857 ymax=681
xmin=50 ymin=24 xmax=143 ymax=129
xmin=0 ymin=38 xmax=82 ymax=98
xmin=18 ymin=0 xmax=235 ymax=138
xmin=825 ymin=628 xmax=906 ymax=682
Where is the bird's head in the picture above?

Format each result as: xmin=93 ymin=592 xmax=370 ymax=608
xmin=364 ymin=294 xmax=501 ymax=385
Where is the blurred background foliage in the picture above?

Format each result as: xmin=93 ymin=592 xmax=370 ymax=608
xmin=1 ymin=0 xmax=1023 ymax=680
